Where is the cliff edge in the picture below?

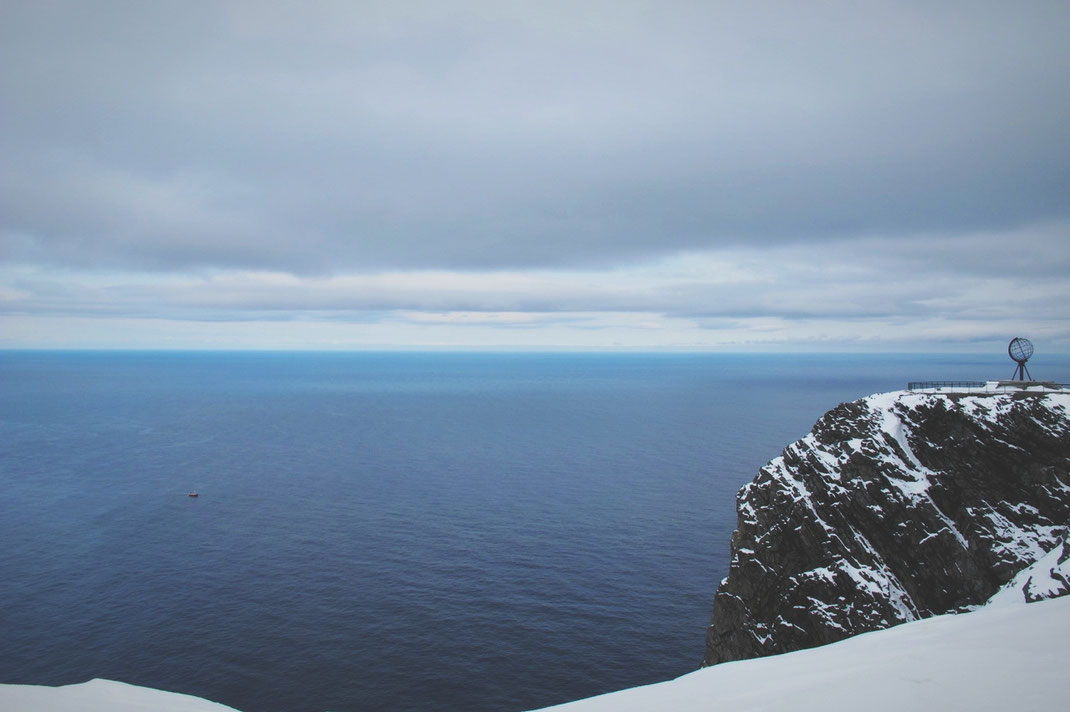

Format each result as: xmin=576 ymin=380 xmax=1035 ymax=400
xmin=703 ymin=388 xmax=1070 ymax=665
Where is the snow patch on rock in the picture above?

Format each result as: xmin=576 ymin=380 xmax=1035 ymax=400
xmin=987 ymin=533 xmax=1070 ymax=606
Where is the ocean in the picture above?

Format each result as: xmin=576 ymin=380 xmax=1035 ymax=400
xmin=3 ymin=351 xmax=1067 ymax=712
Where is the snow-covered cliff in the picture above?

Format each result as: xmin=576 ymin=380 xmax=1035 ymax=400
xmin=703 ymin=387 xmax=1070 ymax=665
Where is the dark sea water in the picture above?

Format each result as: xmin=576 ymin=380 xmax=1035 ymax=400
xmin=3 ymin=351 xmax=1068 ymax=712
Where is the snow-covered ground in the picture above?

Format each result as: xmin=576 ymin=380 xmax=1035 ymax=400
xmin=0 ymin=678 xmax=240 ymax=711
xmin=534 ymin=595 xmax=1070 ymax=712
xmin=4 ymin=594 xmax=1067 ymax=712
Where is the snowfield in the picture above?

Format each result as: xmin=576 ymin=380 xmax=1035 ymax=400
xmin=3 ymin=594 xmax=1067 ymax=712
xmin=535 ymin=594 xmax=1070 ymax=712
xmin=0 ymin=678 xmax=240 ymax=712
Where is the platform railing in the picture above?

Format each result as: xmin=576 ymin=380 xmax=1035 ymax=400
xmin=907 ymin=381 xmax=987 ymax=391
xmin=907 ymin=381 xmax=1069 ymax=393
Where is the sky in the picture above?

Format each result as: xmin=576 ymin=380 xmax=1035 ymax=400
xmin=2 ymin=1 xmax=1069 ymax=351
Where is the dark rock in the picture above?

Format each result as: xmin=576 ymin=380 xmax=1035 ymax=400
xmin=702 ymin=390 xmax=1070 ymax=666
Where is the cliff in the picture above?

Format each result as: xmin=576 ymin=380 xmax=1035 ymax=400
xmin=703 ymin=388 xmax=1070 ymax=665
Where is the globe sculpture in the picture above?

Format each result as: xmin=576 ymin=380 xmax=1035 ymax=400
xmin=1008 ymin=337 xmax=1034 ymax=381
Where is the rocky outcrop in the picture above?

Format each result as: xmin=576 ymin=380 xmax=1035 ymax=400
xmin=703 ymin=390 xmax=1070 ymax=666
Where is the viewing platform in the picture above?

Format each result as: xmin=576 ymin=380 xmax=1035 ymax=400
xmin=906 ymin=381 xmax=1069 ymax=394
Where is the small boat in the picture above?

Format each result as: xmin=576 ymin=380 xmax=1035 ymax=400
xmin=188 ymin=491 xmax=199 ymax=497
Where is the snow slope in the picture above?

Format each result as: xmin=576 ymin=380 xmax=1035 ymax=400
xmin=0 ymin=678 xmax=240 ymax=712
xmin=534 ymin=595 xmax=1070 ymax=712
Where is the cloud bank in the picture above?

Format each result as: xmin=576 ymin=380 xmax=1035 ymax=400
xmin=2 ymin=2 xmax=1068 ymax=349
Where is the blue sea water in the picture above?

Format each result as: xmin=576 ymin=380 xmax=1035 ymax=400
xmin=2 ymin=351 xmax=1068 ymax=712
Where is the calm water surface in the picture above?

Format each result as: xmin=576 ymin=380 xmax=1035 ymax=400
xmin=2 ymin=351 xmax=1066 ymax=712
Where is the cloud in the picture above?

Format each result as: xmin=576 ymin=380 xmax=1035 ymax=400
xmin=3 ymin=1 xmax=1070 ymax=275
xmin=2 ymin=2 xmax=1069 ymax=350
xmin=2 ymin=221 xmax=1067 ymax=350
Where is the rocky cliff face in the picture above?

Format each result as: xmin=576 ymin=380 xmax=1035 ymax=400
xmin=703 ymin=389 xmax=1070 ymax=666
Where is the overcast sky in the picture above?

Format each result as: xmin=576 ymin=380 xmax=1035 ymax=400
xmin=2 ymin=1 xmax=1068 ymax=351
